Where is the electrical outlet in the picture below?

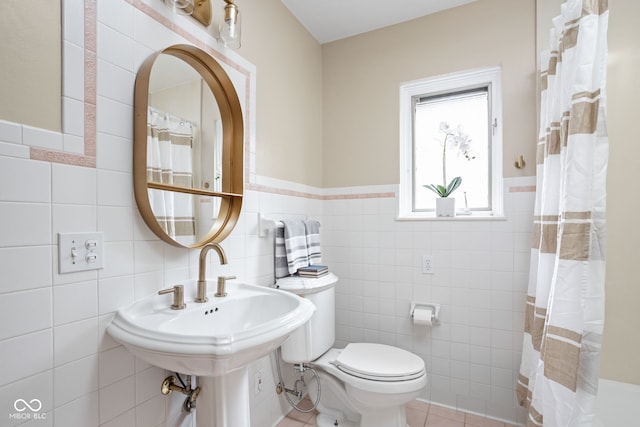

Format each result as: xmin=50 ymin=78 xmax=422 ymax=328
xmin=254 ymin=369 xmax=263 ymax=394
xmin=422 ymin=255 xmax=434 ymax=274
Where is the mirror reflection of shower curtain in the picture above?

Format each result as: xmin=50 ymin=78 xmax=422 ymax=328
xmin=212 ymin=119 xmax=222 ymax=216
xmin=147 ymin=109 xmax=196 ymax=243
xmin=196 ymin=118 xmax=223 ymax=238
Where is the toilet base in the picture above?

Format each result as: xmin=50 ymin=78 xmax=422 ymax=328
xmin=358 ymin=407 xmax=408 ymax=427
xmin=316 ymin=413 xmax=358 ymax=427
xmin=309 ymin=365 xmax=416 ymax=427
xmin=316 ymin=413 xmax=409 ymax=427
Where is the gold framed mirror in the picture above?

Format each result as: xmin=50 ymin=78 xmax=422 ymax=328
xmin=134 ymin=44 xmax=243 ymax=248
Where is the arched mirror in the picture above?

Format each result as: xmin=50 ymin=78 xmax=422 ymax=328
xmin=134 ymin=44 xmax=243 ymax=248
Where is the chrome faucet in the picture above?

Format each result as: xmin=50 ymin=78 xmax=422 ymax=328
xmin=196 ymin=243 xmax=228 ymax=302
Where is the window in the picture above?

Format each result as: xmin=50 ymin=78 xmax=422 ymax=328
xmin=399 ymin=67 xmax=503 ymax=219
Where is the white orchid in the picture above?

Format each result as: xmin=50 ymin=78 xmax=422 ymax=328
xmin=439 ymin=121 xmax=455 ymax=135
xmin=451 ymin=126 xmax=474 ymax=160
xmin=423 ymin=122 xmax=475 ymax=198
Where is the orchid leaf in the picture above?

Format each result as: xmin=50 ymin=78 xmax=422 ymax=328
xmin=446 ymin=176 xmax=462 ymax=195
xmin=424 ymin=177 xmax=462 ymax=198
xmin=423 ymin=184 xmax=444 ymax=197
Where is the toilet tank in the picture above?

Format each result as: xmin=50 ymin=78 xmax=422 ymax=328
xmin=277 ymin=273 xmax=338 ymax=364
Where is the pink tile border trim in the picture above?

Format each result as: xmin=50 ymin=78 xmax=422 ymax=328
xmin=84 ymin=0 xmax=97 ymax=159
xmin=248 ymin=184 xmax=397 ymax=200
xmin=246 ymin=182 xmax=395 ymax=200
xmin=509 ymin=185 xmax=536 ymax=193
xmin=247 ymin=184 xmax=535 ymax=201
xmin=29 ymin=0 xmax=98 ymax=168
xmin=324 ymin=192 xmax=396 ymax=200
xmin=30 ymin=148 xmax=96 ymax=167
xmin=246 ymin=183 xmax=324 ymax=200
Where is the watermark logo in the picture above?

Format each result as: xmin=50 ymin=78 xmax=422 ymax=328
xmin=14 ymin=399 xmax=42 ymax=412
xmin=9 ymin=398 xmax=46 ymax=421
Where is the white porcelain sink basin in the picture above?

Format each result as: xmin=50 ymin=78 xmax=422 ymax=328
xmin=107 ymin=281 xmax=315 ymax=377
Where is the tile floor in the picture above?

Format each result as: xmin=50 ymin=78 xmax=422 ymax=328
xmin=276 ymin=399 xmax=520 ymax=427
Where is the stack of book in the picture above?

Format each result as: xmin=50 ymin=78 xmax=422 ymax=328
xmin=297 ymin=265 xmax=329 ymax=278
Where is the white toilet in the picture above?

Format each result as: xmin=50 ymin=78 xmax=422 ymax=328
xmin=277 ymin=273 xmax=427 ymax=427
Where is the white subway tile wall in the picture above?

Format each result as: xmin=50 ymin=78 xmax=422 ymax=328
xmin=23 ymin=126 xmax=65 ymax=151
xmin=62 ymin=97 xmax=85 ymax=138
xmin=323 ymin=179 xmax=533 ymax=424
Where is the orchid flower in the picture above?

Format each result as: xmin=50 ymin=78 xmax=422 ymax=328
xmin=423 ymin=122 xmax=475 ymax=198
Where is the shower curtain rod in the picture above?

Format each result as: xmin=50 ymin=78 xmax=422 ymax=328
xmin=148 ymin=107 xmax=197 ymax=128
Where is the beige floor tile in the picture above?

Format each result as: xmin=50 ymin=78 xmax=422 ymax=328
xmin=408 ymin=406 xmax=428 ymax=427
xmin=285 ymin=408 xmax=316 ymax=424
xmin=429 ymin=405 xmax=466 ymax=422
xmin=304 ymin=412 xmax=318 ymax=426
xmin=426 ymin=413 xmax=465 ymax=427
xmin=279 ymin=399 xmax=513 ymax=427
xmin=276 ymin=417 xmax=306 ymax=427
xmin=465 ymin=412 xmax=506 ymax=427
xmin=408 ymin=399 xmax=431 ymax=413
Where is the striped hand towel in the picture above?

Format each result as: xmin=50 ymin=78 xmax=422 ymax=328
xmin=274 ymin=226 xmax=289 ymax=279
xmin=304 ymin=220 xmax=322 ymax=265
xmin=283 ymin=219 xmax=309 ymax=275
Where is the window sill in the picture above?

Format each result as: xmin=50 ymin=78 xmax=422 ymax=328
xmin=396 ymin=212 xmax=506 ymax=221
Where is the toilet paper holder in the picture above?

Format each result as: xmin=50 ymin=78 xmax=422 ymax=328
xmin=410 ymin=302 xmax=440 ymax=325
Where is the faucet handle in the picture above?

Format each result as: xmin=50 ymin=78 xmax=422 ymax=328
xmin=158 ymin=285 xmax=186 ymax=310
xmin=215 ymin=276 xmax=236 ymax=297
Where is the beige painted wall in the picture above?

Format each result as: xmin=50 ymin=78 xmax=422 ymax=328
xmin=321 ymin=0 xmax=537 ymax=188
xmin=0 ymin=0 xmax=61 ymax=131
xmin=536 ymin=0 xmax=563 ymax=65
xmin=599 ymin=0 xmax=640 ymax=384
xmin=240 ymin=0 xmax=324 ymax=187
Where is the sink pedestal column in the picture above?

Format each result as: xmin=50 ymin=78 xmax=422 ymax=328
xmin=196 ymin=367 xmax=251 ymax=427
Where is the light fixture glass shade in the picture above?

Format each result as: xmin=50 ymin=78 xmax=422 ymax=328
xmin=219 ymin=1 xmax=241 ymax=49
xmin=163 ymin=0 xmax=195 ymax=15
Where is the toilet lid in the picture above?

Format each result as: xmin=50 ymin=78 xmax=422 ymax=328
xmin=334 ymin=343 xmax=425 ymax=381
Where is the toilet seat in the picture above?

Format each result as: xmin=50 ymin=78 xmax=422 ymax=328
xmin=313 ymin=346 xmax=427 ymax=407
xmin=331 ymin=343 xmax=425 ymax=382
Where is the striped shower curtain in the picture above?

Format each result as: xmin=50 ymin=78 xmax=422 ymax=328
xmin=147 ymin=110 xmax=196 ymax=241
xmin=517 ymin=1 xmax=608 ymax=426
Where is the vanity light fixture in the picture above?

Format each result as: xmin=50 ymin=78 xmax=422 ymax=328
xmin=162 ymin=0 xmax=212 ymax=27
xmin=162 ymin=0 xmax=194 ymax=15
xmin=218 ymin=0 xmax=241 ymax=49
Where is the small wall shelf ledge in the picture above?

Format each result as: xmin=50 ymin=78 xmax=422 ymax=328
xmin=257 ymin=213 xmax=312 ymax=237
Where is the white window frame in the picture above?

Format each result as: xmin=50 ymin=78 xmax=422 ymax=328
xmin=398 ymin=66 xmax=504 ymax=219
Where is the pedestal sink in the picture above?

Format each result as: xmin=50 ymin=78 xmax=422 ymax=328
xmin=107 ymin=280 xmax=315 ymax=426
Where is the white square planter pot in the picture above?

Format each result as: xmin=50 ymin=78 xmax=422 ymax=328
xmin=436 ymin=197 xmax=455 ymax=217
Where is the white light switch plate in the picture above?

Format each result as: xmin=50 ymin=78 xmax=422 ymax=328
xmin=58 ymin=232 xmax=104 ymax=274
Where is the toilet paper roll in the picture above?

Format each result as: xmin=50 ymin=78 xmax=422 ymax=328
xmin=413 ymin=307 xmax=433 ymax=326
